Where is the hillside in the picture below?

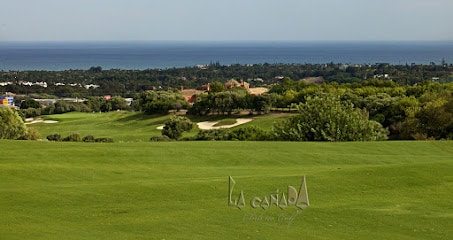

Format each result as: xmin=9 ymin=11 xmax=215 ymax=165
xmin=27 ymin=111 xmax=292 ymax=142
xmin=1 ymin=140 xmax=452 ymax=239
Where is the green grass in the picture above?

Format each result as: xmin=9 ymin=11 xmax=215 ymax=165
xmin=1 ymin=140 xmax=452 ymax=239
xmin=213 ymin=118 xmax=237 ymax=127
xmin=30 ymin=112 xmax=170 ymax=142
xmin=241 ymin=113 xmax=292 ymax=129
xmin=30 ymin=112 xmax=292 ymax=141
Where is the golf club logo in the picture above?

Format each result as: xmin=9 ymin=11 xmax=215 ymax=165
xmin=228 ymin=176 xmax=309 ymax=210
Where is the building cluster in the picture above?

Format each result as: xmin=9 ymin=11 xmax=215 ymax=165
xmin=0 ymin=81 xmax=100 ymax=89
xmin=0 ymin=95 xmax=14 ymax=107
xmin=180 ymin=79 xmax=268 ymax=103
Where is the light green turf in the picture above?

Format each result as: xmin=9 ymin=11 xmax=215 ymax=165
xmin=213 ymin=118 xmax=237 ymax=127
xmin=1 ymin=140 xmax=452 ymax=239
xmin=29 ymin=112 xmax=292 ymax=141
xmin=29 ymin=112 xmax=170 ymax=142
xmin=241 ymin=112 xmax=292 ymax=129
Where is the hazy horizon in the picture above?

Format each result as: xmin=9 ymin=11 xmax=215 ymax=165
xmin=1 ymin=0 xmax=452 ymax=42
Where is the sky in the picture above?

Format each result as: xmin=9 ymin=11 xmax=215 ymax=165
xmin=0 ymin=0 xmax=452 ymax=42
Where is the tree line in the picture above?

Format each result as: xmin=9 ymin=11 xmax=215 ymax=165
xmin=10 ymin=78 xmax=453 ymax=141
xmin=1 ymin=63 xmax=452 ymax=142
xmin=146 ymin=79 xmax=452 ymax=141
xmin=1 ymin=62 xmax=452 ymax=98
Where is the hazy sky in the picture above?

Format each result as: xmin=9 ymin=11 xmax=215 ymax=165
xmin=1 ymin=0 xmax=452 ymax=41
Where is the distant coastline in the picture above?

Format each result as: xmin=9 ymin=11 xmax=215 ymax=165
xmin=1 ymin=41 xmax=452 ymax=71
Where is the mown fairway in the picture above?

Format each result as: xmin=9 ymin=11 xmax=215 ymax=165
xmin=1 ymin=140 xmax=452 ymax=239
xmin=28 ymin=112 xmax=170 ymax=142
xmin=29 ymin=111 xmax=291 ymax=142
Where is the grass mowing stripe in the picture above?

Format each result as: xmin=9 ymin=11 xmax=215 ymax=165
xmin=0 ymin=140 xmax=452 ymax=239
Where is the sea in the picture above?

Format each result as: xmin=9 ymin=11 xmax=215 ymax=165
xmin=0 ymin=41 xmax=452 ymax=71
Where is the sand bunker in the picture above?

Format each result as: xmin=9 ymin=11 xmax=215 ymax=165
xmin=156 ymin=118 xmax=253 ymax=130
xmin=25 ymin=118 xmax=58 ymax=124
xmin=197 ymin=118 xmax=253 ymax=130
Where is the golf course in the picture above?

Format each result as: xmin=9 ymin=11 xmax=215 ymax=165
xmin=1 ymin=112 xmax=452 ymax=239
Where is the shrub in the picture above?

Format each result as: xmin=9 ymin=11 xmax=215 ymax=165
xmin=62 ymin=133 xmax=82 ymax=142
xmin=19 ymin=127 xmax=42 ymax=140
xmin=273 ymin=95 xmax=388 ymax=141
xmin=82 ymin=135 xmax=96 ymax=142
xmin=0 ymin=107 xmax=27 ymax=140
xmin=95 ymin=137 xmax=114 ymax=143
xmin=230 ymin=126 xmax=272 ymax=141
xmin=46 ymin=134 xmax=62 ymax=141
xmin=21 ymin=108 xmax=42 ymax=118
xmin=193 ymin=129 xmax=232 ymax=141
xmin=150 ymin=135 xmax=172 ymax=142
xmin=162 ymin=115 xmax=195 ymax=140
xmin=20 ymin=99 xmax=41 ymax=109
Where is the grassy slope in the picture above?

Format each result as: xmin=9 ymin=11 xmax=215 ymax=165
xmin=1 ymin=140 xmax=452 ymax=239
xmin=31 ymin=112 xmax=169 ymax=142
xmin=241 ymin=112 xmax=292 ymax=129
xmin=30 ymin=112 xmax=292 ymax=141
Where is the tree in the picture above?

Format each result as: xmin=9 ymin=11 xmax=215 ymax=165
xmin=251 ymin=94 xmax=276 ymax=114
xmin=209 ymin=81 xmax=225 ymax=93
xmin=401 ymin=95 xmax=453 ymax=139
xmin=161 ymin=116 xmax=195 ymax=140
xmin=281 ymin=90 xmax=297 ymax=109
xmin=53 ymin=100 xmax=71 ymax=114
xmin=88 ymin=66 xmax=102 ymax=73
xmin=273 ymin=95 xmax=388 ymax=141
xmin=87 ymin=97 xmax=103 ymax=112
xmin=0 ymin=107 xmax=27 ymax=140
xmin=188 ymin=92 xmax=210 ymax=115
xmin=135 ymin=91 xmax=189 ymax=114
xmin=20 ymin=99 xmax=41 ymax=109
xmin=110 ymin=96 xmax=130 ymax=111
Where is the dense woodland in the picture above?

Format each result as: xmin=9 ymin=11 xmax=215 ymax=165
xmin=1 ymin=63 xmax=452 ymax=141
xmin=1 ymin=63 xmax=453 ymax=97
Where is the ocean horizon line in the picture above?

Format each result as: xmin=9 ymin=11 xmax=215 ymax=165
xmin=1 ymin=41 xmax=452 ymax=71
xmin=1 ymin=39 xmax=452 ymax=44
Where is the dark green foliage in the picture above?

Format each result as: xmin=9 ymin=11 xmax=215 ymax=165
xmin=62 ymin=133 xmax=82 ymax=142
xmin=134 ymin=91 xmax=189 ymax=114
xmin=273 ymin=95 xmax=388 ymax=141
xmin=400 ymin=94 xmax=453 ymax=140
xmin=18 ymin=127 xmax=41 ymax=140
xmin=0 ymin=107 xmax=27 ymax=140
xmin=88 ymin=66 xmax=102 ymax=73
xmin=86 ymin=97 xmax=107 ymax=112
xmin=161 ymin=116 xmax=195 ymax=139
xmin=82 ymin=135 xmax=96 ymax=142
xmin=86 ymin=96 xmax=129 ymax=112
xmin=94 ymin=137 xmax=114 ymax=143
xmin=53 ymin=101 xmax=71 ymax=114
xmin=188 ymin=93 xmax=210 ymax=115
xmin=109 ymin=96 xmax=130 ymax=111
xmin=192 ymin=126 xmax=271 ymax=141
xmin=150 ymin=135 xmax=172 ymax=142
xmin=193 ymin=129 xmax=232 ymax=140
xmin=20 ymin=99 xmax=41 ymax=109
xmin=251 ymin=94 xmax=277 ymax=114
xmin=48 ymin=133 xmax=114 ymax=142
xmin=2 ymin=62 xmax=453 ymax=97
xmin=189 ymin=90 xmax=276 ymax=116
xmin=3 ymin=63 xmax=453 ymax=141
xmin=230 ymin=126 xmax=271 ymax=141
xmin=42 ymin=101 xmax=89 ymax=115
xmin=21 ymin=108 xmax=42 ymax=118
xmin=208 ymin=81 xmax=225 ymax=93
xmin=46 ymin=134 xmax=61 ymax=141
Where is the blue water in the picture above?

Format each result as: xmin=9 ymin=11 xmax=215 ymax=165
xmin=0 ymin=41 xmax=452 ymax=71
